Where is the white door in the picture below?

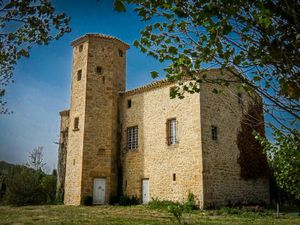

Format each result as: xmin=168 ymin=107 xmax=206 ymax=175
xmin=142 ymin=179 xmax=149 ymax=204
xmin=93 ymin=178 xmax=106 ymax=204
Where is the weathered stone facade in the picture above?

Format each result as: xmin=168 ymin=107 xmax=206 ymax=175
xmin=59 ymin=34 xmax=269 ymax=208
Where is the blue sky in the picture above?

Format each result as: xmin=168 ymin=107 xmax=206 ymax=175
xmin=0 ymin=0 xmax=166 ymax=171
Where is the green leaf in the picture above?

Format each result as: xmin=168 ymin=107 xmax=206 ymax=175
xmin=114 ymin=0 xmax=126 ymax=12
xmin=150 ymin=71 xmax=159 ymax=78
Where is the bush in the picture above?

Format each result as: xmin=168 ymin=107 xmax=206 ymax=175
xmin=3 ymin=166 xmax=47 ymax=205
xmin=183 ymin=192 xmax=197 ymax=212
xmin=40 ymin=175 xmax=57 ymax=203
xmin=168 ymin=203 xmax=184 ymax=224
xmin=83 ymin=196 xmax=93 ymax=206
xmin=148 ymin=198 xmax=178 ymax=210
xmin=119 ymin=195 xmax=139 ymax=206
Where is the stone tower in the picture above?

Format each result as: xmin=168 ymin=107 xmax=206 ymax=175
xmin=64 ymin=34 xmax=129 ymax=205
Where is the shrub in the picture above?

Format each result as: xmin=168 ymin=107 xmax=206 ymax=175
xmin=40 ymin=175 xmax=57 ymax=203
xmin=183 ymin=192 xmax=197 ymax=212
xmin=83 ymin=196 xmax=93 ymax=206
xmin=148 ymin=198 xmax=178 ymax=210
xmin=119 ymin=195 xmax=139 ymax=206
xmin=4 ymin=166 xmax=47 ymax=205
xmin=168 ymin=203 xmax=184 ymax=224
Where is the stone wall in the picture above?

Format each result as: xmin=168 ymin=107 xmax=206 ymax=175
xmin=120 ymin=83 xmax=204 ymax=206
xmin=64 ymin=40 xmax=88 ymax=205
xmin=64 ymin=34 xmax=129 ymax=205
xmin=199 ymin=70 xmax=269 ymax=207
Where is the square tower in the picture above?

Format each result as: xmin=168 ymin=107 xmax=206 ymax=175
xmin=64 ymin=34 xmax=129 ymax=205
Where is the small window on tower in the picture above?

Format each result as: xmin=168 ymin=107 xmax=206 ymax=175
xmin=211 ymin=125 xmax=218 ymax=141
xmin=74 ymin=117 xmax=79 ymax=130
xmin=79 ymin=45 xmax=83 ymax=52
xmin=127 ymin=99 xmax=132 ymax=108
xmin=96 ymin=66 xmax=102 ymax=74
xmin=77 ymin=70 xmax=82 ymax=81
xmin=119 ymin=49 xmax=123 ymax=57
xmin=173 ymin=173 xmax=176 ymax=181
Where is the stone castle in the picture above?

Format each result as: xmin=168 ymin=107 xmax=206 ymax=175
xmin=57 ymin=34 xmax=269 ymax=208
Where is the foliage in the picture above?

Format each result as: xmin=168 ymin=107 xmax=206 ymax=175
xmin=0 ymin=0 xmax=70 ymax=114
xmin=83 ymin=196 xmax=93 ymax=206
xmin=183 ymin=192 xmax=197 ymax=212
xmin=237 ymin=104 xmax=269 ymax=179
xmin=26 ymin=146 xmax=46 ymax=171
xmin=3 ymin=166 xmax=46 ymax=205
xmin=148 ymin=197 xmax=178 ymax=210
xmin=256 ymin=128 xmax=300 ymax=199
xmin=167 ymin=203 xmax=184 ymax=224
xmin=40 ymin=175 xmax=57 ymax=203
xmin=114 ymin=0 xmax=300 ymax=136
xmin=119 ymin=195 xmax=139 ymax=206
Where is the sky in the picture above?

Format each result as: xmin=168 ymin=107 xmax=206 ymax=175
xmin=0 ymin=0 xmax=166 ymax=172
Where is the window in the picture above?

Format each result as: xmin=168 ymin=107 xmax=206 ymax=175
xmin=79 ymin=45 xmax=83 ymax=52
xmin=167 ymin=118 xmax=177 ymax=145
xmin=127 ymin=126 xmax=138 ymax=149
xmin=77 ymin=70 xmax=82 ymax=81
xmin=238 ymin=93 xmax=243 ymax=104
xmin=74 ymin=117 xmax=79 ymax=130
xmin=127 ymin=99 xmax=132 ymax=108
xmin=96 ymin=66 xmax=102 ymax=74
xmin=173 ymin=173 xmax=176 ymax=181
xmin=119 ymin=49 xmax=123 ymax=57
xmin=211 ymin=126 xmax=218 ymax=141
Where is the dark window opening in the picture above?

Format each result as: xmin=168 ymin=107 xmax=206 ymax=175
xmin=173 ymin=173 xmax=176 ymax=181
xmin=211 ymin=126 xmax=218 ymax=141
xmin=119 ymin=49 xmax=123 ymax=57
xmin=79 ymin=45 xmax=83 ymax=52
xmin=127 ymin=99 xmax=132 ymax=108
xmin=77 ymin=70 xmax=82 ymax=81
xmin=74 ymin=117 xmax=79 ymax=130
xmin=96 ymin=66 xmax=102 ymax=74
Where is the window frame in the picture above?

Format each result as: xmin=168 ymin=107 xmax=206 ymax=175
xmin=127 ymin=126 xmax=138 ymax=150
xmin=167 ymin=118 xmax=177 ymax=145
xmin=127 ymin=99 xmax=132 ymax=108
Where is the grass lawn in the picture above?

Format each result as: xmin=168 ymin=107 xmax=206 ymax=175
xmin=0 ymin=205 xmax=299 ymax=225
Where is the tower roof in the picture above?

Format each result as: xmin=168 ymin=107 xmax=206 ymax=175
xmin=71 ymin=33 xmax=130 ymax=49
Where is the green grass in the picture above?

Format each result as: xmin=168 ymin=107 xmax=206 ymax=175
xmin=0 ymin=205 xmax=299 ymax=225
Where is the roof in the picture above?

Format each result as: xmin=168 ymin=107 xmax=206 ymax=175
xmin=59 ymin=109 xmax=70 ymax=116
xmin=123 ymin=78 xmax=172 ymax=96
xmin=71 ymin=33 xmax=130 ymax=49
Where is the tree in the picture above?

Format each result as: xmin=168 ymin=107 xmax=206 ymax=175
xmin=26 ymin=146 xmax=46 ymax=171
xmin=113 ymin=0 xmax=299 ymax=131
xmin=257 ymin=128 xmax=300 ymax=199
xmin=113 ymin=0 xmax=300 ymax=198
xmin=0 ymin=0 xmax=70 ymax=114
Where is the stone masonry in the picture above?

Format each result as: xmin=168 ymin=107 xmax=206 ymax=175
xmin=59 ymin=34 xmax=269 ymax=208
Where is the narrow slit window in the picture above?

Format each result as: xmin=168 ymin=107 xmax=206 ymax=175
xmin=119 ymin=49 xmax=123 ymax=57
xmin=173 ymin=173 xmax=176 ymax=181
xmin=77 ymin=70 xmax=82 ymax=81
xmin=127 ymin=99 xmax=132 ymax=108
xmin=211 ymin=126 xmax=218 ymax=141
xmin=127 ymin=126 xmax=138 ymax=150
xmin=167 ymin=118 xmax=177 ymax=145
xmin=79 ymin=45 xmax=83 ymax=52
xmin=74 ymin=117 xmax=79 ymax=130
xmin=96 ymin=66 xmax=102 ymax=74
